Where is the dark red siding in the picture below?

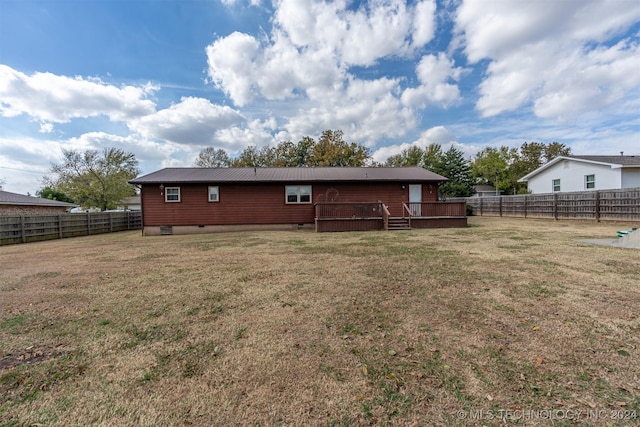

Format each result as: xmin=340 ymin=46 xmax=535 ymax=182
xmin=141 ymin=181 xmax=439 ymax=226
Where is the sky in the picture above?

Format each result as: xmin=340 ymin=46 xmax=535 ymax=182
xmin=1 ymin=0 xmax=639 ymax=195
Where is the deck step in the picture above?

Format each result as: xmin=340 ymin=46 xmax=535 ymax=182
xmin=388 ymin=217 xmax=411 ymax=230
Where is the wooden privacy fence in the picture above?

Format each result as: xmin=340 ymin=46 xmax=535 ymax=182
xmin=0 ymin=211 xmax=142 ymax=246
xmin=463 ymin=188 xmax=640 ymax=222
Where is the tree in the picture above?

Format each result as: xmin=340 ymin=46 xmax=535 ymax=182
xmin=309 ymin=130 xmax=370 ymax=166
xmin=0 ymin=177 xmax=4 ymax=190
xmin=434 ymin=146 xmax=475 ymax=198
xmin=384 ymin=145 xmax=425 ymax=167
xmin=36 ymin=187 xmax=75 ymax=203
xmin=194 ymin=148 xmax=230 ymax=167
xmin=231 ymin=146 xmax=265 ymax=167
xmin=544 ymin=142 xmax=571 ymax=161
xmin=46 ymin=147 xmax=139 ymax=211
xmin=229 ymin=130 xmax=371 ymax=167
xmin=472 ymin=142 xmax=572 ymax=195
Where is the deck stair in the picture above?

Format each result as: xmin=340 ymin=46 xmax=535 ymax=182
xmin=387 ymin=217 xmax=411 ymax=231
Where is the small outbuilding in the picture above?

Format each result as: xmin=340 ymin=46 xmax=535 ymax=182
xmin=130 ymin=167 xmax=467 ymax=235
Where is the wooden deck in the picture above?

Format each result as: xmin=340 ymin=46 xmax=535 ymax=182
xmin=314 ymin=202 xmax=467 ymax=232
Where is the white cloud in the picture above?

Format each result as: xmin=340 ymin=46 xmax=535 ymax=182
xmin=128 ymin=97 xmax=245 ymax=145
xmin=455 ymin=0 xmax=640 ymax=120
xmin=205 ymin=32 xmax=261 ymax=106
xmin=401 ymin=53 xmax=463 ymax=108
xmin=285 ymin=77 xmax=416 ymax=145
xmin=0 ymin=65 xmax=157 ymax=123
xmin=214 ymin=118 xmax=279 ymax=151
xmin=205 ymin=0 xmax=444 ymax=144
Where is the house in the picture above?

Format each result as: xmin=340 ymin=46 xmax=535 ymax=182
xmin=518 ymin=155 xmax=640 ymax=194
xmin=0 ymin=190 xmax=78 ymax=215
xmin=116 ymin=196 xmax=141 ymax=211
xmin=129 ymin=167 xmax=467 ymax=235
xmin=472 ymin=184 xmax=503 ymax=197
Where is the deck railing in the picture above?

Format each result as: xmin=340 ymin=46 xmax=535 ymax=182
xmin=406 ymin=202 xmax=467 ymax=217
xmin=314 ymin=202 xmax=383 ymax=219
xmin=382 ymin=204 xmax=390 ymax=230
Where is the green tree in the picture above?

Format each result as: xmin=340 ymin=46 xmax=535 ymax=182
xmin=544 ymin=142 xmax=571 ymax=161
xmin=422 ymin=144 xmax=444 ymax=171
xmin=46 ymin=147 xmax=139 ymax=211
xmin=309 ymin=130 xmax=370 ymax=166
xmin=230 ymin=130 xmax=371 ymax=167
xmin=36 ymin=187 xmax=75 ymax=203
xmin=384 ymin=145 xmax=425 ymax=167
xmin=471 ymin=146 xmax=514 ymax=190
xmin=231 ymin=146 xmax=263 ymax=167
xmin=434 ymin=146 xmax=475 ymax=198
xmin=194 ymin=148 xmax=231 ymax=167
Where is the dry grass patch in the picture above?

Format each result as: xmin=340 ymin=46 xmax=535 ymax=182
xmin=1 ymin=217 xmax=639 ymax=426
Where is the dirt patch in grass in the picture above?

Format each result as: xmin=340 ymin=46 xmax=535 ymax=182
xmin=1 ymin=218 xmax=639 ymax=426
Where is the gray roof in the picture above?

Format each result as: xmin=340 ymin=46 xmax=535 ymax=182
xmin=519 ymin=155 xmax=640 ymax=182
xmin=130 ymin=167 xmax=448 ymax=184
xmin=567 ymin=155 xmax=640 ymax=166
xmin=0 ymin=190 xmax=77 ymax=207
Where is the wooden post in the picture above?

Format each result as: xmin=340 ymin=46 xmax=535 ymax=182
xmin=20 ymin=215 xmax=26 ymax=244
xmin=109 ymin=212 xmax=113 ymax=232
xmin=499 ymin=196 xmax=503 ymax=217
xmin=553 ymin=193 xmax=558 ymax=220
xmin=523 ymin=195 xmax=528 ymax=218
xmin=87 ymin=212 xmax=91 ymax=235
xmin=58 ymin=214 xmax=63 ymax=239
xmin=479 ymin=197 xmax=483 ymax=216
xmin=595 ymin=190 xmax=600 ymax=222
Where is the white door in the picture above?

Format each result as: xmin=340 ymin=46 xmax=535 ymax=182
xmin=409 ymin=184 xmax=422 ymax=216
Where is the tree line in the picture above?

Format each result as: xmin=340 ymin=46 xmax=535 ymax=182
xmin=37 ymin=130 xmax=570 ymax=210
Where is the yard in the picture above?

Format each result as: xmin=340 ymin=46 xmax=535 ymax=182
xmin=1 ymin=217 xmax=639 ymax=426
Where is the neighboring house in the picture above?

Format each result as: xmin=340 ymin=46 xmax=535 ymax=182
xmin=116 ymin=196 xmax=141 ymax=211
xmin=518 ymin=155 xmax=640 ymax=194
xmin=472 ymin=185 xmax=503 ymax=197
xmin=0 ymin=190 xmax=77 ymax=215
xmin=130 ymin=167 xmax=467 ymax=235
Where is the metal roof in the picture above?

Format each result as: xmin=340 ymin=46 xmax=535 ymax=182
xmin=130 ymin=167 xmax=448 ymax=184
xmin=0 ymin=190 xmax=78 ymax=207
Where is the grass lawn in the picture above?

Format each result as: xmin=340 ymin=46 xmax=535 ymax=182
xmin=1 ymin=216 xmax=639 ymax=426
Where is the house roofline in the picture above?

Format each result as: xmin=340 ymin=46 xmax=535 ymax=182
xmin=517 ymin=156 xmax=627 ymax=182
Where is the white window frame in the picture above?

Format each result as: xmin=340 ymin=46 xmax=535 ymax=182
xmin=285 ymin=185 xmax=312 ymax=204
xmin=165 ymin=187 xmax=181 ymax=202
xmin=552 ymin=179 xmax=561 ymax=192
xmin=585 ymin=174 xmax=595 ymax=190
xmin=208 ymin=186 xmax=219 ymax=202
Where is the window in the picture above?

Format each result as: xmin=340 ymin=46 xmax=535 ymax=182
xmin=285 ymin=185 xmax=312 ymax=204
xmin=208 ymin=186 xmax=219 ymax=202
xmin=552 ymin=179 xmax=561 ymax=192
xmin=165 ymin=187 xmax=180 ymax=202
xmin=585 ymin=174 xmax=595 ymax=189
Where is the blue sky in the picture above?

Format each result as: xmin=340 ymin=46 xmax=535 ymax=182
xmin=1 ymin=0 xmax=639 ymax=195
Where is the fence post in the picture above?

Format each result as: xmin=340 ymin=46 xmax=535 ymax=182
xmin=524 ymin=195 xmax=528 ymax=218
xmin=595 ymin=191 xmax=600 ymax=222
xmin=20 ymin=215 xmax=26 ymax=244
xmin=499 ymin=196 xmax=503 ymax=217
xmin=58 ymin=214 xmax=63 ymax=239
xmin=86 ymin=212 xmax=91 ymax=235
xmin=553 ymin=193 xmax=558 ymax=220
xmin=109 ymin=212 xmax=113 ymax=232
xmin=479 ymin=197 xmax=483 ymax=216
